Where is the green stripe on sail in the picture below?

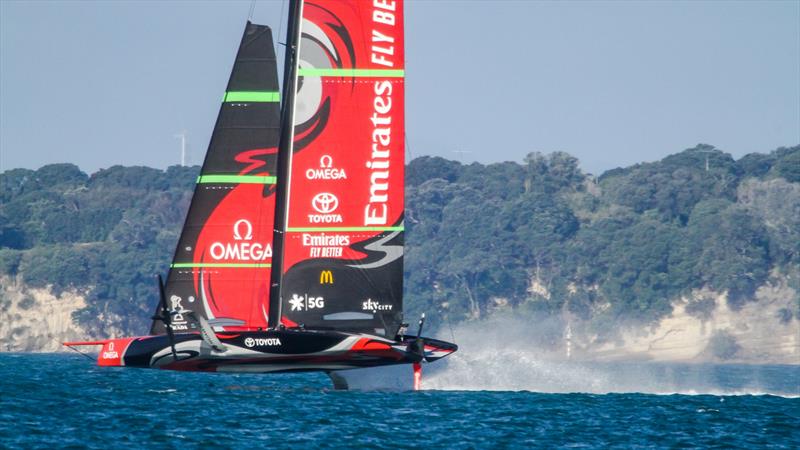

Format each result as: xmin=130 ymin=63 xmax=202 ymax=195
xmin=223 ymin=91 xmax=281 ymax=102
xmin=286 ymin=226 xmax=404 ymax=232
xmin=297 ymin=68 xmax=405 ymax=78
xmin=171 ymin=263 xmax=272 ymax=268
xmin=196 ymin=175 xmax=276 ymax=184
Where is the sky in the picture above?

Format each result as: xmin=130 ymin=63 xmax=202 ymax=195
xmin=1 ymin=0 xmax=798 ymax=175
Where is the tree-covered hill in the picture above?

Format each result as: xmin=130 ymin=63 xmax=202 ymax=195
xmin=0 ymin=164 xmax=197 ymax=335
xmin=1 ymin=145 xmax=798 ymax=343
xmin=404 ymin=145 xmax=799 ymax=334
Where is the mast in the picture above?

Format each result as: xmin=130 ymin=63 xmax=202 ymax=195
xmin=269 ymin=0 xmax=304 ymax=327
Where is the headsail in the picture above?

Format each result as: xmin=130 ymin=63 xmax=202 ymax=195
xmin=273 ymin=0 xmax=406 ymax=338
xmin=152 ymin=22 xmax=282 ymax=334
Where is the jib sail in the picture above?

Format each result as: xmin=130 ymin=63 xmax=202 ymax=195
xmin=273 ymin=0 xmax=406 ymax=338
xmin=152 ymin=22 xmax=282 ymax=334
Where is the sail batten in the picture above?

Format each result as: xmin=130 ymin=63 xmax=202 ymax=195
xmin=285 ymin=226 xmax=404 ymax=232
xmin=196 ymin=175 xmax=277 ymax=184
xmin=297 ymin=68 xmax=405 ymax=77
xmin=171 ymin=263 xmax=272 ymax=268
xmin=223 ymin=91 xmax=281 ymax=102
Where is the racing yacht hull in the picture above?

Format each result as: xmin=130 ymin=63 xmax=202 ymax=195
xmin=66 ymin=330 xmax=456 ymax=374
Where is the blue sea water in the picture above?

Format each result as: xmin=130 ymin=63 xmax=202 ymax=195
xmin=0 ymin=354 xmax=798 ymax=449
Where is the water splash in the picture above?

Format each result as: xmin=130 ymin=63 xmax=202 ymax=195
xmin=421 ymin=315 xmax=800 ymax=396
xmin=298 ymin=315 xmax=798 ymax=395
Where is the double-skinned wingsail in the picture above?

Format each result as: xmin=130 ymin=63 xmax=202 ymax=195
xmin=152 ymin=22 xmax=281 ymax=334
xmin=275 ymin=0 xmax=406 ymax=338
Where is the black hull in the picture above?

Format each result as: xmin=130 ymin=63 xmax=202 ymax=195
xmin=85 ymin=329 xmax=456 ymax=374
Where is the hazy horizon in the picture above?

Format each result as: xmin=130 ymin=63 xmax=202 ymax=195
xmin=1 ymin=0 xmax=798 ymax=175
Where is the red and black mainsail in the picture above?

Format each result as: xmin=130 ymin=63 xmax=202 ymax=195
xmin=153 ymin=22 xmax=281 ymax=334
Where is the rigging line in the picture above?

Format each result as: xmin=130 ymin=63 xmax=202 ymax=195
xmin=404 ymin=131 xmax=413 ymax=162
xmin=62 ymin=342 xmax=96 ymax=362
xmin=248 ymin=0 xmax=257 ymax=21
xmin=277 ymin=0 xmax=287 ymax=48
xmin=445 ymin=314 xmax=457 ymax=345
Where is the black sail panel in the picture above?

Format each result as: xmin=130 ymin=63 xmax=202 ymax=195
xmin=152 ymin=23 xmax=281 ymax=335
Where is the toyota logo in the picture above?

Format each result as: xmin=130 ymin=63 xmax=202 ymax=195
xmin=244 ymin=337 xmax=255 ymax=348
xmin=312 ymin=193 xmax=339 ymax=214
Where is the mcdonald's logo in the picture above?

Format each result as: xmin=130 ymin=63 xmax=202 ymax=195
xmin=320 ymin=270 xmax=334 ymax=285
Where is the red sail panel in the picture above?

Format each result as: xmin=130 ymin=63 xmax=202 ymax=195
xmin=185 ymin=184 xmax=275 ymax=331
xmin=279 ymin=0 xmax=405 ymax=337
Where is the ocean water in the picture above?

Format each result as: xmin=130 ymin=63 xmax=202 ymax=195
xmin=0 ymin=354 xmax=797 ymax=448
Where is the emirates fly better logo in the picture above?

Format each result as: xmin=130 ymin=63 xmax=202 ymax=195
xmin=309 ymin=193 xmax=342 ymax=223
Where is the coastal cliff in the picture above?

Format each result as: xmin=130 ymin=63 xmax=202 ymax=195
xmin=0 ymin=275 xmax=90 ymax=351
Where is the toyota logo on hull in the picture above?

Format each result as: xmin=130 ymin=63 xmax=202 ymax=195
xmin=244 ymin=337 xmax=282 ymax=347
xmin=312 ymin=193 xmax=339 ymax=214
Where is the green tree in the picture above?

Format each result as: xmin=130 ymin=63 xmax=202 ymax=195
xmin=772 ymin=146 xmax=800 ymax=182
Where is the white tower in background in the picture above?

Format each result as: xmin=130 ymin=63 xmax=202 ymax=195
xmin=174 ymin=131 xmax=187 ymax=166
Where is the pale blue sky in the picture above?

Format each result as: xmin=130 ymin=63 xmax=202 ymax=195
xmin=1 ymin=0 xmax=798 ymax=175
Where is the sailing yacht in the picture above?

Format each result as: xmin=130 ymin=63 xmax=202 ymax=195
xmin=65 ymin=0 xmax=457 ymax=390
